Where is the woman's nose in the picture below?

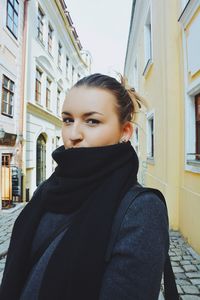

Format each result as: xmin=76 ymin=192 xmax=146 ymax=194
xmin=69 ymin=123 xmax=83 ymax=142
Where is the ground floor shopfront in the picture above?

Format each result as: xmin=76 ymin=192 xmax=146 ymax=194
xmin=0 ymin=133 xmax=22 ymax=210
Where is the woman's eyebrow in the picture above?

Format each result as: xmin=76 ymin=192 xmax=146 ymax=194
xmin=61 ymin=111 xmax=104 ymax=117
xmin=61 ymin=111 xmax=72 ymax=116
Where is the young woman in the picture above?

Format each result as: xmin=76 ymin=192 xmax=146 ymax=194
xmin=0 ymin=74 xmax=173 ymax=300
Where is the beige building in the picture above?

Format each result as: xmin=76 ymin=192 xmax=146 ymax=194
xmin=124 ymin=0 xmax=200 ymax=254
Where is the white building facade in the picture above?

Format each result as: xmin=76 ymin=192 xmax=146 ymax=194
xmin=24 ymin=0 xmax=91 ymax=198
xmin=0 ymin=0 xmax=25 ymax=209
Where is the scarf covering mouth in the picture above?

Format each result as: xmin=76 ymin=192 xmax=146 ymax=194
xmin=0 ymin=141 xmax=139 ymax=300
xmin=44 ymin=141 xmax=139 ymax=213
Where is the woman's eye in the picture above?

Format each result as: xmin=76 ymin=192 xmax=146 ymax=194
xmin=86 ymin=119 xmax=100 ymax=125
xmin=62 ymin=118 xmax=74 ymax=124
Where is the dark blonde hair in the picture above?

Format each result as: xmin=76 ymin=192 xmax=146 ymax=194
xmin=73 ymin=73 xmax=146 ymax=124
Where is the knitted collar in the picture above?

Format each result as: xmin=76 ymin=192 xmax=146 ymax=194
xmin=43 ymin=141 xmax=139 ymax=213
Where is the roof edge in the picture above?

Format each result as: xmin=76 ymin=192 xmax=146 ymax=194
xmin=124 ymin=0 xmax=136 ymax=75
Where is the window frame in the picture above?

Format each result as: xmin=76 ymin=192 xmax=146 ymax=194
xmin=66 ymin=55 xmax=69 ymax=78
xmin=37 ymin=6 xmax=44 ymax=43
xmin=133 ymin=126 xmax=139 ymax=156
xmin=48 ymin=24 xmax=53 ymax=54
xmin=72 ymin=65 xmax=75 ymax=84
xmin=35 ymin=68 xmax=42 ymax=104
xmin=143 ymin=7 xmax=153 ymax=76
xmin=1 ymin=75 xmax=15 ymax=118
xmin=46 ymin=78 xmax=51 ymax=110
xmin=187 ymin=93 xmax=200 ymax=163
xmin=6 ymin=0 xmax=19 ymax=39
xmin=195 ymin=94 xmax=200 ymax=160
xmin=58 ymin=42 xmax=62 ymax=69
xmin=133 ymin=58 xmax=139 ymax=91
xmin=146 ymin=110 xmax=155 ymax=162
xmin=57 ymin=88 xmax=61 ymax=116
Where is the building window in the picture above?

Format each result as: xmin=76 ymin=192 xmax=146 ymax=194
xmin=48 ymin=24 xmax=53 ymax=54
xmin=56 ymin=136 xmax=60 ymax=148
xmin=36 ymin=134 xmax=46 ymax=186
xmin=147 ymin=112 xmax=154 ymax=160
xmin=186 ymin=94 xmax=200 ymax=165
xmin=143 ymin=8 xmax=153 ymax=75
xmin=134 ymin=126 xmax=139 ymax=155
xmin=195 ymin=94 xmax=200 ymax=160
xmin=1 ymin=75 xmax=14 ymax=117
xmin=6 ymin=0 xmax=19 ymax=38
xmin=35 ymin=68 xmax=42 ymax=104
xmin=133 ymin=59 xmax=139 ymax=91
xmin=57 ymin=89 xmax=61 ymax=115
xmin=46 ymin=78 xmax=51 ymax=110
xmin=37 ymin=6 xmax=44 ymax=43
xmin=72 ymin=65 xmax=75 ymax=84
xmin=66 ymin=56 xmax=69 ymax=78
xmin=58 ymin=42 xmax=62 ymax=69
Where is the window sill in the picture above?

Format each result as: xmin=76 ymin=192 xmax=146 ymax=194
xmin=1 ymin=112 xmax=13 ymax=118
xmin=185 ymin=161 xmax=200 ymax=174
xmin=3 ymin=27 xmax=19 ymax=46
xmin=143 ymin=58 xmax=153 ymax=77
xmin=187 ymin=160 xmax=200 ymax=167
xmin=147 ymin=157 xmax=155 ymax=165
xmin=35 ymin=102 xmax=43 ymax=108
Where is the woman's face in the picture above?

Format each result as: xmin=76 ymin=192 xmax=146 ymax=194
xmin=61 ymin=86 xmax=132 ymax=148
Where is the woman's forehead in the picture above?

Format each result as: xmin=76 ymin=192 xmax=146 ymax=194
xmin=65 ymin=87 xmax=116 ymax=106
xmin=63 ymin=86 xmax=117 ymax=112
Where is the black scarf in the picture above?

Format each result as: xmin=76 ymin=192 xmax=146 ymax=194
xmin=0 ymin=142 xmax=139 ymax=300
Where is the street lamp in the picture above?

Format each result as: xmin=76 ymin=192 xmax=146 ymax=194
xmin=0 ymin=128 xmax=5 ymax=139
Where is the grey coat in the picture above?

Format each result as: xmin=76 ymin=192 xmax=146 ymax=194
xmin=19 ymin=190 xmax=169 ymax=300
xmin=100 ymin=191 xmax=169 ymax=299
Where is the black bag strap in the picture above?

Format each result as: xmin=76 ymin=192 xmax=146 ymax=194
xmin=164 ymin=254 xmax=179 ymax=300
xmin=105 ymin=184 xmax=179 ymax=300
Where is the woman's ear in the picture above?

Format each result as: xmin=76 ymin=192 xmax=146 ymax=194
xmin=121 ymin=122 xmax=133 ymax=142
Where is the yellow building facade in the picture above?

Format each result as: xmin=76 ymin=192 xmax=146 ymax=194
xmin=124 ymin=0 xmax=200 ymax=254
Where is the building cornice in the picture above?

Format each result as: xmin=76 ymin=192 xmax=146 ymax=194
xmin=27 ymin=102 xmax=62 ymax=127
xmin=54 ymin=0 xmax=88 ymax=69
xmin=124 ymin=0 xmax=136 ymax=74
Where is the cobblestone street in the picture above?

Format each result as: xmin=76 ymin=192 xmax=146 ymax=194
xmin=0 ymin=205 xmax=200 ymax=299
xmin=0 ymin=204 xmax=24 ymax=282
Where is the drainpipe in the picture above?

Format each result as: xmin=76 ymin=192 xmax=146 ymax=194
xmin=18 ymin=0 xmax=29 ymax=201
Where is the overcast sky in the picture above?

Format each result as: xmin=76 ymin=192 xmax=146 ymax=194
xmin=65 ymin=0 xmax=133 ymax=76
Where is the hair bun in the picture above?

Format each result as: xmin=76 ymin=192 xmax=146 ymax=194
xmin=119 ymin=74 xmax=147 ymax=117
